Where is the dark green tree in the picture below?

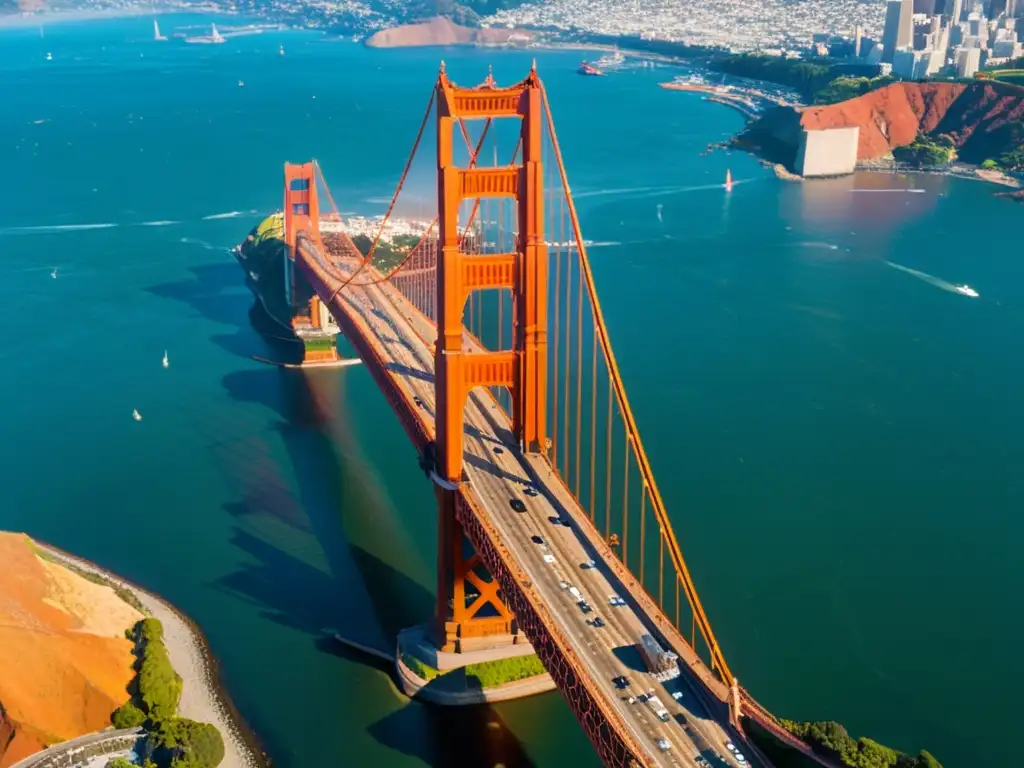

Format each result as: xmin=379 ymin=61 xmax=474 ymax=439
xmin=111 ymin=700 xmax=146 ymax=729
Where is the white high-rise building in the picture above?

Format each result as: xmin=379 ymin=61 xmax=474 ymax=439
xmin=882 ymin=0 xmax=915 ymax=61
xmin=955 ymin=45 xmax=982 ymax=76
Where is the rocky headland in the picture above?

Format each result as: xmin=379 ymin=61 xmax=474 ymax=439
xmin=0 ymin=533 xmax=141 ymax=767
xmin=0 ymin=533 xmax=261 ymax=768
xmin=735 ymin=80 xmax=1024 ymax=179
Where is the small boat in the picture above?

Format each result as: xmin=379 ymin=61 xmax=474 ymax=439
xmin=578 ymin=60 xmax=603 ymax=76
xmin=238 ymin=80 xmax=245 ymax=87
xmin=724 ymin=169 xmax=734 ymax=193
xmin=211 ymin=24 xmax=225 ymax=43
xmin=162 ymin=350 xmax=169 ymax=368
xmin=50 ymin=268 xmax=58 ymax=279
xmin=279 ymin=44 xmax=285 ymax=56
xmin=45 ymin=52 xmax=53 ymax=61
xmin=153 ymin=19 xmax=167 ymax=41
xmin=953 ymin=284 xmax=979 ymax=297
xmin=132 ymin=409 xmax=143 ymax=421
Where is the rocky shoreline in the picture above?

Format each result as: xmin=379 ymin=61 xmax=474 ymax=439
xmin=35 ymin=541 xmax=267 ymax=768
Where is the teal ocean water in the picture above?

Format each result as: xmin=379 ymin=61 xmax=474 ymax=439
xmin=2 ymin=15 xmax=1023 ymax=768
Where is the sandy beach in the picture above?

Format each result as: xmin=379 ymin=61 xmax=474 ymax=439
xmin=35 ymin=542 xmax=263 ymax=768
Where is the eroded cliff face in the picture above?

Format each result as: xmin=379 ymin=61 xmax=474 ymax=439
xmin=739 ymin=81 xmax=1024 ymax=167
xmin=0 ymin=534 xmax=142 ymax=768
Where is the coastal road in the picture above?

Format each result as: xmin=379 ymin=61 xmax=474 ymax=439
xmin=8 ymin=728 xmax=144 ymax=768
xmin=301 ymin=243 xmax=756 ymax=768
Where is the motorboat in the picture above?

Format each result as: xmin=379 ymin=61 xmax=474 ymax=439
xmin=953 ymin=284 xmax=979 ymax=297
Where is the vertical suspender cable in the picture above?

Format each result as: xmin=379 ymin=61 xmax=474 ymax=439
xmin=574 ymin=246 xmax=583 ymax=499
xmin=639 ymin=489 xmax=646 ymax=589
xmin=622 ymin=445 xmax=630 ymax=567
xmin=565 ymin=201 xmax=573 ymax=483
xmin=589 ymin=329 xmax=597 ymax=520
xmin=541 ymin=82 xmax=732 ymax=683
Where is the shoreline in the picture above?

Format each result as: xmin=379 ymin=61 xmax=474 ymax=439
xmin=33 ymin=539 xmax=268 ymax=768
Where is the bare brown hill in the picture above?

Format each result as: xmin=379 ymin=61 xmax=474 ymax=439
xmin=365 ymin=16 xmax=531 ymax=48
xmin=0 ymin=534 xmax=141 ymax=767
xmin=738 ymin=81 xmax=1024 ymax=169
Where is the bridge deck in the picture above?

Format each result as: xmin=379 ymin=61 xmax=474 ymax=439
xmin=297 ymin=240 xmax=758 ymax=768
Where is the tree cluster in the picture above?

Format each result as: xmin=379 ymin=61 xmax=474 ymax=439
xmin=783 ymin=720 xmax=942 ymax=768
xmin=893 ymin=133 xmax=956 ymax=167
xmin=110 ymin=619 xmax=225 ymax=768
xmin=812 ymin=75 xmax=896 ymax=105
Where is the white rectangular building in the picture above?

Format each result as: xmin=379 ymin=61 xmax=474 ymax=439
xmin=796 ymin=126 xmax=861 ymax=178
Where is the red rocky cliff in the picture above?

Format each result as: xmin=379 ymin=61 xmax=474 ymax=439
xmin=800 ymin=82 xmax=968 ymax=159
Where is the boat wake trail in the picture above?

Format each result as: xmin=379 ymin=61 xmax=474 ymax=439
xmin=0 ymin=223 xmax=118 ymax=234
xmin=180 ymin=236 xmax=229 ymax=251
xmin=202 ymin=209 xmax=258 ymax=220
xmin=138 ymin=220 xmax=180 ymax=226
xmin=885 ymin=261 xmax=979 ymax=297
xmin=851 ymin=188 xmax=926 ymax=194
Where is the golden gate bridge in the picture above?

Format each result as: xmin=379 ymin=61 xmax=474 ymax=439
xmin=272 ymin=62 xmax=838 ymax=768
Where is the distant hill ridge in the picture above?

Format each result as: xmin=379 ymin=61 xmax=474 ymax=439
xmin=738 ymin=80 xmax=1024 ymax=170
xmin=365 ymin=15 xmax=531 ymax=48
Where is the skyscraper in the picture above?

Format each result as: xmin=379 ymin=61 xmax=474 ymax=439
xmin=882 ymin=0 xmax=915 ymax=62
xmin=946 ymin=0 xmax=964 ymax=21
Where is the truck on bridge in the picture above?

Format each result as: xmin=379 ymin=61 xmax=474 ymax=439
xmin=638 ymin=633 xmax=680 ymax=682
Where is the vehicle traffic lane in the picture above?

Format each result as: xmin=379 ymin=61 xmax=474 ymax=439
xmin=463 ymin=394 xmax=743 ymax=768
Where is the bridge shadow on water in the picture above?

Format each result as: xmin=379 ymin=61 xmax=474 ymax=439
xmin=146 ymin=261 xmax=298 ymax=362
xmin=218 ymin=363 xmax=541 ymax=768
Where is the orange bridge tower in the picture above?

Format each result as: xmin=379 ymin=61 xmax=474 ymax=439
xmin=432 ymin=64 xmax=548 ymax=652
xmin=283 ymin=162 xmax=340 ymax=364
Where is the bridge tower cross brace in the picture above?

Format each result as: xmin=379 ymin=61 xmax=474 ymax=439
xmin=283 ymin=162 xmax=324 ymax=330
xmin=432 ymin=65 xmax=549 ymax=651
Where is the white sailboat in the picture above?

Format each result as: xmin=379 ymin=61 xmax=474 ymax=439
xmin=50 ymin=268 xmax=58 ymax=279
xmin=153 ymin=19 xmax=167 ymax=42
xmin=132 ymin=409 xmax=143 ymax=421
xmin=45 ymin=52 xmax=53 ymax=61
xmin=162 ymin=350 xmax=169 ymax=368
xmin=211 ymin=24 xmax=225 ymax=43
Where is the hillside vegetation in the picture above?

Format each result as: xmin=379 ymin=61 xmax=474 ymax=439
xmin=783 ymin=720 xmax=942 ymax=768
xmin=710 ymin=54 xmax=884 ymax=103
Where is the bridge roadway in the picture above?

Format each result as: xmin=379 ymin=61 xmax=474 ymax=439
xmin=297 ymin=240 xmax=758 ymax=768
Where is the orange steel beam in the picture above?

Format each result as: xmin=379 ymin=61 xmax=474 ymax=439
xmin=540 ymin=85 xmax=734 ymax=684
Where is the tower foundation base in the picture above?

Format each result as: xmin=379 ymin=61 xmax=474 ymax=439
xmin=395 ymin=624 xmax=555 ymax=705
